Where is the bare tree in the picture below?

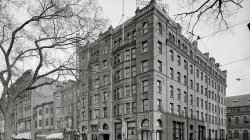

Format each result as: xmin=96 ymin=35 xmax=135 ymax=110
xmin=0 ymin=0 xmax=108 ymax=139
xmin=174 ymin=0 xmax=245 ymax=34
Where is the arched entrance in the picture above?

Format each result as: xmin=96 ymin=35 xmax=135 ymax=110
xmin=243 ymin=130 xmax=248 ymax=140
xmin=102 ymin=124 xmax=109 ymax=140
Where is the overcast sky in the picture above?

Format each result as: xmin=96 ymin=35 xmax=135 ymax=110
xmin=98 ymin=0 xmax=250 ymax=97
xmin=0 ymin=0 xmax=250 ymax=97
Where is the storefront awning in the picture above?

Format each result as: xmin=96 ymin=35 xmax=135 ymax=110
xmin=14 ymin=132 xmax=31 ymax=139
xmin=37 ymin=134 xmax=48 ymax=138
xmin=46 ymin=133 xmax=63 ymax=139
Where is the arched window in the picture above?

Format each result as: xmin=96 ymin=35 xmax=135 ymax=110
xmin=177 ymin=40 xmax=181 ymax=47
xmin=143 ymin=22 xmax=148 ymax=34
xmin=157 ymin=22 xmax=162 ymax=34
xmin=103 ymin=124 xmax=109 ymax=130
xmin=141 ymin=119 xmax=149 ymax=127
xmin=227 ymin=130 xmax=233 ymax=140
xmin=172 ymin=35 xmax=175 ymax=43
xmin=234 ymin=130 xmax=239 ymax=140
xmin=156 ymin=119 xmax=162 ymax=127
xmin=243 ymin=129 xmax=248 ymax=140
xmin=82 ymin=126 xmax=86 ymax=132
xmin=190 ymin=50 xmax=193 ymax=59
xmin=128 ymin=33 xmax=131 ymax=43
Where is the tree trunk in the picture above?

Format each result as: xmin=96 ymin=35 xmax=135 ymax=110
xmin=4 ymin=112 xmax=13 ymax=140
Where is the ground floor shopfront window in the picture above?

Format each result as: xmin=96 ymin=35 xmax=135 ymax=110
xmin=173 ymin=121 xmax=184 ymax=140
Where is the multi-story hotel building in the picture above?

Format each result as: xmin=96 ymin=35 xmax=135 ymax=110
xmin=226 ymin=94 xmax=250 ymax=140
xmin=77 ymin=0 xmax=227 ymax=140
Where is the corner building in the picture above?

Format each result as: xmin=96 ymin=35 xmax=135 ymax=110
xmin=226 ymin=94 xmax=250 ymax=140
xmin=77 ymin=0 xmax=227 ymax=140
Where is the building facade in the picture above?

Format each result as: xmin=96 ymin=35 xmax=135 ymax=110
xmin=34 ymin=101 xmax=54 ymax=140
xmin=77 ymin=0 xmax=227 ymax=140
xmin=53 ymin=81 xmax=80 ymax=140
xmin=226 ymin=94 xmax=250 ymax=140
xmin=12 ymin=77 xmax=60 ymax=140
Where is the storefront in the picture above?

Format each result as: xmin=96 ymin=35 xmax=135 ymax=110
xmin=13 ymin=132 xmax=31 ymax=140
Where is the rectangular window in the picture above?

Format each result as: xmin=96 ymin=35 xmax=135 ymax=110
xmin=170 ymin=50 xmax=174 ymax=61
xmin=170 ymin=67 xmax=174 ymax=79
xmin=142 ymin=41 xmax=148 ymax=53
xmin=177 ymin=105 xmax=181 ymax=115
xmin=131 ymin=48 xmax=136 ymax=59
xmin=184 ymin=91 xmax=187 ymax=102
xmin=103 ymin=75 xmax=108 ymax=85
xmin=170 ymin=103 xmax=173 ymax=114
xmin=127 ymin=121 xmax=136 ymax=139
xmin=170 ymin=86 xmax=174 ymax=98
xmin=196 ymin=83 xmax=199 ymax=92
xmin=103 ymin=60 xmax=107 ymax=70
xmin=126 ymin=103 xmax=131 ymax=114
xmin=132 ymin=102 xmax=136 ymax=113
xmin=157 ymin=80 xmax=162 ymax=93
xmin=177 ymin=72 xmax=181 ymax=82
xmin=177 ymin=55 xmax=181 ymax=65
xmin=235 ymin=117 xmax=239 ymax=124
xmin=125 ymin=50 xmax=130 ymax=61
xmin=125 ymin=67 xmax=131 ymax=78
xmin=103 ymin=92 xmax=108 ymax=102
xmin=184 ymin=60 xmax=187 ymax=70
xmin=197 ymin=97 xmax=199 ymax=107
xmin=196 ymin=69 xmax=199 ymax=77
xmin=142 ymin=99 xmax=149 ymax=111
xmin=142 ymin=80 xmax=148 ymax=92
xmin=132 ymin=84 xmax=136 ymax=95
xmin=190 ymin=65 xmax=193 ymax=74
xmin=142 ymin=60 xmax=148 ymax=72
xmin=158 ymin=41 xmax=162 ymax=54
xmin=177 ymin=89 xmax=181 ymax=100
xmin=184 ymin=75 xmax=187 ymax=85
xmin=158 ymin=60 xmax=162 ymax=72
xmin=190 ymin=80 xmax=193 ymax=89
xmin=125 ymin=85 xmax=131 ymax=97
xmin=131 ymin=66 xmax=136 ymax=77
xmin=103 ymin=107 xmax=107 ymax=117
xmin=157 ymin=99 xmax=162 ymax=111
xmin=190 ymin=95 xmax=193 ymax=105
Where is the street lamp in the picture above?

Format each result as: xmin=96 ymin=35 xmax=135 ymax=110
xmin=248 ymin=23 xmax=250 ymax=31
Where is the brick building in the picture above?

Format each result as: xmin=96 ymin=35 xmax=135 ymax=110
xmin=34 ymin=101 xmax=54 ymax=140
xmin=226 ymin=94 xmax=250 ymax=140
xmin=53 ymin=80 xmax=80 ymax=140
xmin=12 ymin=77 xmax=59 ymax=140
xmin=77 ymin=0 xmax=227 ymax=140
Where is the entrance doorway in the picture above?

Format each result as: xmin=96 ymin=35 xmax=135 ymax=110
xmin=103 ymin=134 xmax=109 ymax=140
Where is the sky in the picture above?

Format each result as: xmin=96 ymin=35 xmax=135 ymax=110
xmin=0 ymin=0 xmax=250 ymax=97
xmin=98 ymin=0 xmax=250 ymax=97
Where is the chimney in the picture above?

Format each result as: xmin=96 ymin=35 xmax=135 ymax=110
xmin=209 ymin=57 xmax=215 ymax=64
xmin=176 ymin=23 xmax=182 ymax=34
xmin=222 ymin=70 xmax=227 ymax=77
xmin=193 ymin=41 xmax=198 ymax=49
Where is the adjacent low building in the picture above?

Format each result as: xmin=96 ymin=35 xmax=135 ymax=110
xmin=53 ymin=80 xmax=80 ymax=140
xmin=226 ymin=94 xmax=250 ymax=140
